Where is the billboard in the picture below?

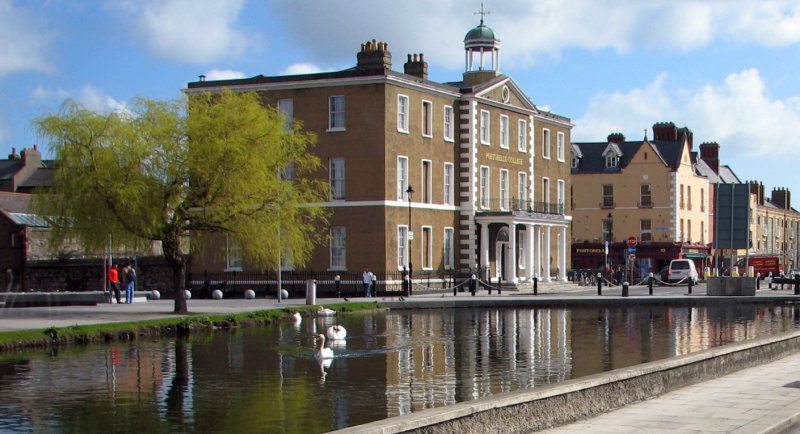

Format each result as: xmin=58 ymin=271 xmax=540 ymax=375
xmin=714 ymin=183 xmax=750 ymax=249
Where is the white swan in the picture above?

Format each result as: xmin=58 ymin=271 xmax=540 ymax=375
xmin=317 ymin=307 xmax=336 ymax=317
xmin=292 ymin=312 xmax=302 ymax=323
xmin=326 ymin=325 xmax=347 ymax=340
xmin=315 ymin=334 xmax=334 ymax=359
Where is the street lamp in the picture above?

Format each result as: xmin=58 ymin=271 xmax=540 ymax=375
xmin=406 ymin=184 xmax=414 ymax=296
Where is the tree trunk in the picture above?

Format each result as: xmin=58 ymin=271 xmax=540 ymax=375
xmin=163 ymin=233 xmax=187 ymax=314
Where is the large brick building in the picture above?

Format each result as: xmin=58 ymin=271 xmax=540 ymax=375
xmin=187 ymin=20 xmax=573 ymax=284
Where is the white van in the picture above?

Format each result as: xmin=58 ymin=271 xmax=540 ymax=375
xmin=665 ymin=259 xmax=698 ymax=284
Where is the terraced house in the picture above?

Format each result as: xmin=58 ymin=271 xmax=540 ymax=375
xmin=187 ymin=20 xmax=573 ymax=284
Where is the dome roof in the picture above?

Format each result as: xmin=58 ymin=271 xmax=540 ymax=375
xmin=464 ymin=21 xmax=499 ymax=42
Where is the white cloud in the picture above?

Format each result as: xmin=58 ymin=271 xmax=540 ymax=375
xmin=573 ymin=69 xmax=800 ymax=158
xmin=280 ymin=63 xmax=327 ymax=75
xmin=0 ymin=0 xmax=51 ymax=77
xmin=31 ymin=85 xmax=70 ymax=101
xmin=111 ymin=0 xmax=251 ymax=64
xmin=204 ymin=69 xmax=247 ymax=81
xmin=268 ymin=0 xmax=800 ymax=69
xmin=76 ymin=85 xmax=129 ymax=114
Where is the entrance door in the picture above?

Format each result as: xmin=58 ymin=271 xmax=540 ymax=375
xmin=495 ymin=227 xmax=510 ymax=280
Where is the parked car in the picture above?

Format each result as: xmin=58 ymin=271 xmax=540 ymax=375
xmin=664 ymin=259 xmax=698 ymax=285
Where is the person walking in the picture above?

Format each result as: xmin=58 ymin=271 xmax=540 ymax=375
xmin=362 ymin=268 xmax=373 ymax=297
xmin=107 ymin=264 xmax=121 ymax=304
xmin=124 ymin=263 xmax=137 ymax=304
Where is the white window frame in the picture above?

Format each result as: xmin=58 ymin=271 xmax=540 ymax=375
xmin=500 ymin=115 xmax=509 ymax=149
xmin=640 ymin=219 xmax=652 ymax=242
xmin=422 ymin=100 xmax=433 ymax=138
xmin=517 ymin=119 xmax=527 ymax=152
xmin=328 ymin=95 xmax=345 ymax=131
xmin=421 ymin=226 xmax=433 ymax=270
xmin=557 ymin=131 xmax=565 ymax=162
xmin=397 ymin=156 xmax=408 ymax=201
xmin=277 ymin=98 xmax=293 ymax=131
xmin=225 ymin=234 xmax=243 ymax=271
xmin=421 ymin=159 xmax=432 ymax=204
xmin=443 ymin=105 xmax=454 ymax=142
xmin=480 ymin=166 xmax=490 ymax=209
xmin=444 ymin=163 xmax=454 ymax=206
xmin=557 ymin=179 xmax=565 ymax=212
xmin=329 ymin=157 xmax=345 ymax=200
xmin=443 ymin=227 xmax=454 ymax=270
xmin=330 ymin=226 xmax=346 ymax=269
xmin=542 ymin=177 xmax=551 ymax=206
xmin=397 ymin=94 xmax=410 ymax=133
xmin=542 ymin=128 xmax=551 ymax=159
xmin=480 ymin=110 xmax=490 ymax=145
xmin=397 ymin=225 xmax=408 ymax=270
xmin=500 ymin=169 xmax=509 ymax=210
xmin=518 ymin=172 xmax=527 ymax=210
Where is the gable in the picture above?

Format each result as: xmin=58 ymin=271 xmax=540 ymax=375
xmin=474 ymin=77 xmax=537 ymax=112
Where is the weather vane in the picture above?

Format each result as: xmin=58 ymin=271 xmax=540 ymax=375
xmin=475 ymin=3 xmax=490 ymax=24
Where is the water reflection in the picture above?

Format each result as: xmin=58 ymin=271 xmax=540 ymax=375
xmin=0 ymin=304 xmax=796 ymax=433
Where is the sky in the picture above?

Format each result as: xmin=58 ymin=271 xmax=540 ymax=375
xmin=3 ymin=0 xmax=800 ymax=200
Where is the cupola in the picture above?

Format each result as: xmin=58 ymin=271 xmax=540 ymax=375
xmin=463 ymin=6 xmax=501 ymax=86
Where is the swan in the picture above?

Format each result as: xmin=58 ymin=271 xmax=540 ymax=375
xmin=315 ymin=334 xmax=334 ymax=359
xmin=292 ymin=312 xmax=302 ymax=323
xmin=317 ymin=307 xmax=336 ymax=316
xmin=326 ymin=325 xmax=347 ymax=340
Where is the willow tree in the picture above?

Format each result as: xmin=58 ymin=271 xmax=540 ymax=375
xmin=34 ymin=90 xmax=329 ymax=313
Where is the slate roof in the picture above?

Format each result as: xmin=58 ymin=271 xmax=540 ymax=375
xmin=572 ymin=135 xmax=688 ymax=174
xmin=0 ymin=159 xmax=22 ymax=181
xmin=17 ymin=167 xmax=55 ymax=191
xmin=0 ymin=192 xmax=31 ymax=213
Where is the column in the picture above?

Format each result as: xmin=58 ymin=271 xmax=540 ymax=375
xmin=559 ymin=226 xmax=567 ymax=281
xmin=525 ymin=225 xmax=533 ymax=282
xmin=507 ymin=223 xmax=517 ymax=283
xmin=479 ymin=222 xmax=489 ymax=275
xmin=533 ymin=225 xmax=541 ymax=280
xmin=544 ymin=226 xmax=552 ymax=282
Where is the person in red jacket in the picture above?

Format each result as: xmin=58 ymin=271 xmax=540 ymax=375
xmin=107 ymin=264 xmax=121 ymax=304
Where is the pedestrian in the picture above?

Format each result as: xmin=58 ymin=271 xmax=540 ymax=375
xmin=124 ymin=263 xmax=137 ymax=304
xmin=362 ymin=268 xmax=373 ymax=297
xmin=107 ymin=264 xmax=121 ymax=304
xmin=371 ymin=272 xmax=377 ymax=297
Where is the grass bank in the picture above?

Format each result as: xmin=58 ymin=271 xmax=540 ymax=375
xmin=0 ymin=302 xmax=383 ymax=353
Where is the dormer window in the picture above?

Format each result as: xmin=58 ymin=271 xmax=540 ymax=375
xmin=605 ymin=153 xmax=619 ymax=168
xmin=601 ymin=142 xmax=623 ymax=169
xmin=571 ymin=156 xmax=580 ymax=169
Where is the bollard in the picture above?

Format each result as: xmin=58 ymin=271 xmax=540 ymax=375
xmin=305 ymin=279 xmax=317 ymax=306
xmin=756 ymin=273 xmax=760 ymax=290
xmin=533 ymin=276 xmax=538 ymax=296
xmin=795 ymin=273 xmax=800 ymax=295
xmin=498 ymin=276 xmax=502 ymax=295
xmin=335 ymin=275 xmax=341 ymax=298
xmin=488 ymin=277 xmax=493 ymax=295
xmin=688 ymin=278 xmax=693 ymax=295
xmin=453 ymin=282 xmax=457 ymax=297
xmin=622 ymin=281 xmax=629 ymax=297
xmin=769 ymin=272 xmax=773 ymax=289
xmin=597 ymin=272 xmax=602 ymax=296
xmin=470 ymin=274 xmax=477 ymax=296
xmin=648 ymin=273 xmax=654 ymax=295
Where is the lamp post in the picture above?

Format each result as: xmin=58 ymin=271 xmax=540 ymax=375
xmin=406 ymin=184 xmax=414 ymax=296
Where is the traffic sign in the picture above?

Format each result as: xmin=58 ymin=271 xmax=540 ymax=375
xmin=627 ymin=246 xmax=636 ymax=254
xmin=627 ymin=236 xmax=638 ymax=247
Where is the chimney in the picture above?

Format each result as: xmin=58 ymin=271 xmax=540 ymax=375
xmin=607 ymin=133 xmax=625 ymax=144
xmin=652 ymin=122 xmax=678 ymax=141
xmin=771 ymin=187 xmax=791 ymax=210
xmin=8 ymin=147 xmax=19 ymax=160
xmin=699 ymin=142 xmax=720 ymax=174
xmin=403 ymin=53 xmax=428 ymax=80
xmin=356 ymin=39 xmax=392 ymax=72
xmin=21 ymin=145 xmax=41 ymax=165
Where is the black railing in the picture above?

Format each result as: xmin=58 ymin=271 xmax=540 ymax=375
xmin=186 ymin=267 xmax=488 ymax=299
xmin=479 ymin=198 xmax=564 ymax=215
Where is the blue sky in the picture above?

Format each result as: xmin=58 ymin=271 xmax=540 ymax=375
xmin=3 ymin=0 xmax=800 ymax=200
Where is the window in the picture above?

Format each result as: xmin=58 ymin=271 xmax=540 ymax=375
xmin=557 ymin=179 xmax=565 ymax=212
xmin=500 ymin=169 xmax=509 ymax=210
xmin=480 ymin=110 xmax=490 ymax=145
xmin=397 ymin=226 xmax=408 ymax=269
xmin=701 ymin=221 xmax=705 ymax=244
xmin=605 ymin=153 xmax=619 ymax=168
xmin=397 ymin=94 xmax=409 ymax=133
xmin=422 ymin=226 xmax=432 ymax=269
xmin=603 ymin=217 xmax=614 ymax=243
xmin=571 ymin=156 xmax=579 ymax=169
xmin=329 ymin=158 xmax=345 ymax=200
xmin=444 ymin=163 xmax=454 ymax=205
xmin=444 ymin=105 xmax=454 ymax=141
xmin=280 ymin=162 xmax=295 ymax=181
xmin=542 ymin=129 xmax=551 ymax=159
xmin=602 ymin=184 xmax=614 ymax=208
xmin=328 ymin=95 xmax=345 ymax=130
xmin=330 ymin=227 xmax=346 ymax=269
xmin=680 ymin=185 xmax=685 ymax=209
xmin=557 ymin=132 xmax=565 ymax=161
xmin=687 ymin=220 xmax=692 ymax=242
xmin=443 ymin=228 xmax=454 ymax=270
xmin=518 ymin=119 xmax=527 ymax=152
xmin=542 ymin=177 xmax=550 ymax=207
xmin=226 ymin=235 xmax=243 ymax=271
xmin=687 ymin=186 xmax=692 ymax=210
xmin=422 ymin=160 xmax=432 ymax=203
xmin=641 ymin=219 xmax=652 ymax=242
xmin=277 ymin=99 xmax=293 ymax=131
xmin=518 ymin=231 xmax=526 ymax=268
xmin=422 ymin=100 xmax=433 ymax=137
xmin=480 ymin=166 xmax=489 ymax=208
xmin=500 ymin=115 xmax=509 ymax=149
xmin=397 ymin=156 xmax=408 ymax=201
xmin=518 ymin=172 xmax=527 ymax=210
xmin=701 ymin=188 xmax=705 ymax=212
xmin=680 ymin=219 xmax=684 ymax=241
xmin=640 ymin=184 xmax=652 ymax=207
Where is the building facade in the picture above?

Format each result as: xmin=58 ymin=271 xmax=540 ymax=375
xmin=571 ymin=122 xmax=712 ymax=277
xmin=748 ymin=183 xmax=800 ymax=271
xmin=187 ymin=21 xmax=573 ymax=283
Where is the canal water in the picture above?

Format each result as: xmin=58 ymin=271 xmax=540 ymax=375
xmin=0 ymin=303 xmax=798 ymax=433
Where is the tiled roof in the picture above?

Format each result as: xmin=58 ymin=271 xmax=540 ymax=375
xmin=0 ymin=192 xmax=31 ymax=213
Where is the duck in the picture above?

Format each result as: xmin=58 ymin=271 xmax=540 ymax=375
xmin=315 ymin=334 xmax=334 ymax=359
xmin=326 ymin=325 xmax=347 ymax=340
xmin=292 ymin=312 xmax=302 ymax=323
xmin=317 ymin=306 xmax=336 ymax=316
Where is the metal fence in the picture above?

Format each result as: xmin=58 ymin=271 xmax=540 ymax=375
xmin=186 ymin=267 xmax=488 ymax=299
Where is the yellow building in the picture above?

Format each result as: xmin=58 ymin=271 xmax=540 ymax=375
xmin=571 ymin=122 xmax=711 ymax=277
xmin=748 ymin=183 xmax=800 ymax=271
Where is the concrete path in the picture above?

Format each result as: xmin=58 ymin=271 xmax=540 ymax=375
xmin=0 ymin=282 xmax=799 ymax=433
